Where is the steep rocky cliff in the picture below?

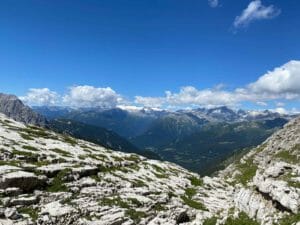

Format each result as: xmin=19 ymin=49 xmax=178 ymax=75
xmin=218 ymin=117 xmax=300 ymax=225
xmin=0 ymin=93 xmax=47 ymax=127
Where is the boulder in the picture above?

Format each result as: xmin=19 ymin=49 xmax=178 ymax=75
xmin=4 ymin=208 xmax=21 ymax=220
xmin=9 ymin=195 xmax=38 ymax=207
xmin=0 ymin=171 xmax=41 ymax=192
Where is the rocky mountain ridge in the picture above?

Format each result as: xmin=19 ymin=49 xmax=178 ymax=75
xmin=34 ymin=105 xmax=293 ymax=175
xmin=33 ymin=105 xmax=295 ymax=125
xmin=0 ymin=94 xmax=47 ymax=127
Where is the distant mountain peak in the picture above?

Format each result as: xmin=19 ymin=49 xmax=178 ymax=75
xmin=0 ymin=93 xmax=47 ymax=126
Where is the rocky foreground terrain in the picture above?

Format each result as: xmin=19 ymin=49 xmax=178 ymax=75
xmin=0 ymin=111 xmax=299 ymax=225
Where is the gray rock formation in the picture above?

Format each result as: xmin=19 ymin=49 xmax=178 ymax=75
xmin=0 ymin=93 xmax=47 ymax=126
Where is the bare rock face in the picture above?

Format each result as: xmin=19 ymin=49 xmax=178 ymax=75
xmin=253 ymin=167 xmax=300 ymax=214
xmin=0 ymin=171 xmax=42 ymax=192
xmin=0 ymin=93 xmax=47 ymax=126
xmin=221 ymin=117 xmax=300 ymax=225
xmin=234 ymin=188 xmax=277 ymax=225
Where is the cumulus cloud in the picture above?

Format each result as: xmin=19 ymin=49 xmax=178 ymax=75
xmin=248 ymin=60 xmax=300 ymax=98
xmin=234 ymin=0 xmax=280 ymax=28
xmin=165 ymin=86 xmax=241 ymax=107
xmin=20 ymin=88 xmax=59 ymax=106
xmin=62 ymin=85 xmax=123 ymax=108
xmin=208 ymin=0 xmax=219 ymax=8
xmin=20 ymin=60 xmax=300 ymax=110
xmin=21 ymin=86 xmax=124 ymax=108
xmin=134 ymin=60 xmax=300 ymax=108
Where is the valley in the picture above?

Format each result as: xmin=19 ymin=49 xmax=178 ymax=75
xmin=34 ymin=105 xmax=292 ymax=175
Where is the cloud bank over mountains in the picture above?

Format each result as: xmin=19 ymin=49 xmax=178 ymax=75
xmin=20 ymin=88 xmax=59 ymax=106
xmin=20 ymin=60 xmax=300 ymax=110
xmin=62 ymin=86 xmax=123 ymax=108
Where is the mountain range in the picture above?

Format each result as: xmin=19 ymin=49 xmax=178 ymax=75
xmin=33 ymin=105 xmax=295 ymax=175
xmin=0 ymin=93 xmax=158 ymax=160
xmin=0 ymin=93 xmax=299 ymax=225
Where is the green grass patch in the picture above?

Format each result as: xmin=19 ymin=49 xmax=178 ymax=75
xmin=279 ymin=213 xmax=300 ymax=225
xmin=88 ymin=153 xmax=107 ymax=161
xmin=111 ymin=155 xmax=123 ymax=162
xmin=128 ymin=198 xmax=143 ymax=207
xmin=0 ymin=160 xmax=20 ymax=167
xmin=125 ymin=209 xmax=147 ymax=223
xmin=152 ymin=164 xmax=165 ymax=173
xmin=132 ymin=179 xmax=147 ymax=187
xmin=287 ymin=180 xmax=300 ymax=189
xmin=224 ymin=212 xmax=259 ymax=225
xmin=99 ymin=196 xmax=129 ymax=208
xmin=189 ymin=176 xmax=203 ymax=186
xmin=124 ymin=154 xmax=140 ymax=162
xmin=19 ymin=207 xmax=38 ymax=221
xmin=22 ymin=145 xmax=39 ymax=151
xmin=234 ymin=157 xmax=258 ymax=186
xmin=21 ymin=127 xmax=51 ymax=138
xmin=185 ymin=188 xmax=197 ymax=198
xmin=153 ymin=172 xmax=168 ymax=179
xmin=50 ymin=148 xmax=71 ymax=157
xmin=152 ymin=203 xmax=165 ymax=211
xmin=63 ymin=135 xmax=77 ymax=146
xmin=168 ymin=192 xmax=176 ymax=199
xmin=12 ymin=149 xmax=38 ymax=161
xmin=275 ymin=150 xmax=298 ymax=164
xmin=203 ymin=217 xmax=218 ymax=225
xmin=181 ymin=195 xmax=206 ymax=210
xmin=20 ymin=133 xmax=34 ymax=140
xmin=47 ymin=169 xmax=71 ymax=192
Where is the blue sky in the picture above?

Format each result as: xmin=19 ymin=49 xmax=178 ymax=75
xmin=0 ymin=0 xmax=299 ymax=112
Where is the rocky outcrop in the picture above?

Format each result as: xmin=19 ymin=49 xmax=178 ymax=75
xmin=0 ymin=113 xmax=209 ymax=225
xmin=220 ymin=117 xmax=300 ymax=225
xmin=0 ymin=93 xmax=47 ymax=126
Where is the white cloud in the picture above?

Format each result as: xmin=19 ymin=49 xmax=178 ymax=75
xmin=62 ymin=85 xmax=123 ymax=108
xmin=248 ymin=60 xmax=300 ymax=98
xmin=234 ymin=0 xmax=280 ymax=28
xmin=271 ymin=107 xmax=288 ymax=114
xmin=134 ymin=96 xmax=165 ymax=108
xmin=19 ymin=60 xmax=300 ymax=111
xmin=165 ymin=86 xmax=241 ymax=107
xmin=134 ymin=60 xmax=300 ymax=108
xmin=208 ymin=0 xmax=219 ymax=8
xmin=20 ymin=88 xmax=59 ymax=106
xmin=256 ymin=101 xmax=268 ymax=106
